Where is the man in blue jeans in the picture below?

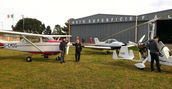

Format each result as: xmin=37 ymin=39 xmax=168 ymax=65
xmin=148 ymin=36 xmax=162 ymax=73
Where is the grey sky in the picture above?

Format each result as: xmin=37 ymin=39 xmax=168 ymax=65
xmin=0 ymin=0 xmax=171 ymax=30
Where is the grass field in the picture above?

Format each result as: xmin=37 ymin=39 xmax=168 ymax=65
xmin=0 ymin=47 xmax=172 ymax=89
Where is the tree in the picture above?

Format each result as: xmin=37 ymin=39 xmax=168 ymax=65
xmin=61 ymin=18 xmax=74 ymax=35
xmin=53 ymin=18 xmax=74 ymax=35
xmin=52 ymin=24 xmax=63 ymax=35
xmin=12 ymin=18 xmax=45 ymax=34
xmin=44 ymin=26 xmax=51 ymax=35
xmin=61 ymin=22 xmax=69 ymax=35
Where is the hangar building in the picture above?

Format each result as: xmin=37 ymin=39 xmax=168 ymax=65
xmin=70 ymin=9 xmax=172 ymax=43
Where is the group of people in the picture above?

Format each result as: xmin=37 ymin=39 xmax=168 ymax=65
xmin=59 ymin=36 xmax=164 ymax=73
xmin=59 ymin=38 xmax=82 ymax=64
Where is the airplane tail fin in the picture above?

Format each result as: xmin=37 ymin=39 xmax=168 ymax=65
xmin=113 ymin=51 xmax=118 ymax=59
xmin=94 ymin=38 xmax=99 ymax=44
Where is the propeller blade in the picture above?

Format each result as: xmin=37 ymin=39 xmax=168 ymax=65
xmin=138 ymin=35 xmax=145 ymax=43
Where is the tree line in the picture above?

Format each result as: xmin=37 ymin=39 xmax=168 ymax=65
xmin=12 ymin=18 xmax=72 ymax=35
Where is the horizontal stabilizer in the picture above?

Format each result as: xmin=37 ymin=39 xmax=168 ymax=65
xmin=84 ymin=45 xmax=111 ymax=50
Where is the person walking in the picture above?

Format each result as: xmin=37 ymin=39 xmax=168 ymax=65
xmin=73 ymin=39 xmax=82 ymax=62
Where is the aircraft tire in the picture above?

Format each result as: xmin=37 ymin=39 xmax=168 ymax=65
xmin=106 ymin=51 xmax=110 ymax=54
xmin=44 ymin=55 xmax=49 ymax=59
xmin=26 ymin=57 xmax=32 ymax=62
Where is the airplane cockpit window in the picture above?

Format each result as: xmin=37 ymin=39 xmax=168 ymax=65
xmin=42 ymin=37 xmax=49 ymax=42
xmin=105 ymin=40 xmax=109 ymax=43
xmin=159 ymin=41 xmax=166 ymax=51
xmin=26 ymin=36 xmax=40 ymax=43
xmin=42 ymin=37 xmax=54 ymax=42
xmin=109 ymin=39 xmax=117 ymax=43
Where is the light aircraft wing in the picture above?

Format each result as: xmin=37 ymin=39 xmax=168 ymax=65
xmin=0 ymin=30 xmax=71 ymax=37
xmin=84 ymin=45 xmax=111 ymax=50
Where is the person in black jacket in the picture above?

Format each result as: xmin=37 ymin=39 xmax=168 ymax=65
xmin=148 ymin=36 xmax=162 ymax=72
xmin=73 ymin=39 xmax=82 ymax=62
xmin=59 ymin=38 xmax=68 ymax=64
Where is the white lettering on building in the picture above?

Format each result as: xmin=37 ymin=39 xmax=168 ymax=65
xmin=111 ymin=18 xmax=113 ymax=22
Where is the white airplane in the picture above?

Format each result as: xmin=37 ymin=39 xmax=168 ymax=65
xmin=84 ymin=38 xmax=126 ymax=54
xmin=135 ymin=41 xmax=172 ymax=69
xmin=0 ymin=30 xmax=71 ymax=62
xmin=112 ymin=17 xmax=172 ymax=70
xmin=113 ymin=37 xmax=172 ymax=70
xmin=112 ymin=35 xmax=146 ymax=61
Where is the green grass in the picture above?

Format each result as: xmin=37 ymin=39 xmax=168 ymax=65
xmin=0 ymin=47 xmax=172 ymax=89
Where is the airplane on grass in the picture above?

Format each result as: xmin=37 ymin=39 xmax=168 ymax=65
xmin=112 ymin=17 xmax=172 ymax=70
xmin=0 ymin=30 xmax=71 ymax=62
xmin=84 ymin=38 xmax=129 ymax=54
xmin=113 ymin=40 xmax=172 ymax=70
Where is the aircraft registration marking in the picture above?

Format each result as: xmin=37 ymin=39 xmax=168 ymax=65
xmin=5 ymin=43 xmax=17 ymax=48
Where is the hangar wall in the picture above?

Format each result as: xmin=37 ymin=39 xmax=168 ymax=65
xmin=70 ymin=9 xmax=172 ymax=43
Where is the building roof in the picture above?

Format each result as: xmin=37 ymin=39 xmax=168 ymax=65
xmin=70 ymin=9 xmax=172 ymax=25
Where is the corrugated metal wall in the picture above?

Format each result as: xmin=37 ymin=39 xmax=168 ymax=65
xmin=70 ymin=9 xmax=172 ymax=43
xmin=71 ymin=21 xmax=138 ymax=43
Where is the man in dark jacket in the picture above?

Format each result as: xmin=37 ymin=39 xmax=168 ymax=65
xmin=148 ymin=36 xmax=162 ymax=72
xmin=59 ymin=38 xmax=68 ymax=64
xmin=73 ymin=39 xmax=82 ymax=62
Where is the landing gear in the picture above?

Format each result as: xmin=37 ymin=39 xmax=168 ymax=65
xmin=56 ymin=56 xmax=61 ymax=61
xmin=26 ymin=53 xmax=34 ymax=62
xmin=26 ymin=57 xmax=32 ymax=62
xmin=105 ymin=51 xmax=110 ymax=54
xmin=44 ymin=55 xmax=49 ymax=59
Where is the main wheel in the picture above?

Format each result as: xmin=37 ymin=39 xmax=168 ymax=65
xmin=26 ymin=57 xmax=32 ymax=62
xmin=44 ymin=55 xmax=49 ymax=59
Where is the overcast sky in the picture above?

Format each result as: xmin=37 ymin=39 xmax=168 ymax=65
xmin=0 ymin=0 xmax=171 ymax=30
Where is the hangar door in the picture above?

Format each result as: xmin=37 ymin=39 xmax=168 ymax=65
xmin=157 ymin=20 xmax=172 ymax=43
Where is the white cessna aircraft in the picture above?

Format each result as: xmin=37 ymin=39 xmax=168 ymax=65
xmin=0 ymin=30 xmax=71 ymax=62
xmin=84 ymin=38 xmax=126 ymax=54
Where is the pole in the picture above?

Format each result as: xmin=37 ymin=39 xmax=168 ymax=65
xmin=135 ymin=16 xmax=138 ymax=43
xmin=68 ymin=20 xmax=71 ymax=42
xmin=22 ymin=15 xmax=24 ymax=31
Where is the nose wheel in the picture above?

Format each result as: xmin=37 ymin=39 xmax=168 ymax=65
xmin=105 ymin=51 xmax=110 ymax=54
xmin=26 ymin=57 xmax=32 ymax=62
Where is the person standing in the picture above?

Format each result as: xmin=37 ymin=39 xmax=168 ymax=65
xmin=73 ymin=40 xmax=82 ymax=62
xmin=148 ymin=36 xmax=162 ymax=73
xmin=59 ymin=38 xmax=68 ymax=64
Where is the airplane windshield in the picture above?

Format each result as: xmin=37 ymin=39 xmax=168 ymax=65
xmin=159 ymin=41 xmax=165 ymax=50
xmin=42 ymin=37 xmax=54 ymax=42
xmin=109 ymin=39 xmax=118 ymax=43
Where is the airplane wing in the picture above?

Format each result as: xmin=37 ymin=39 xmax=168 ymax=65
xmin=0 ymin=30 xmax=71 ymax=37
xmin=84 ymin=45 xmax=112 ymax=50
